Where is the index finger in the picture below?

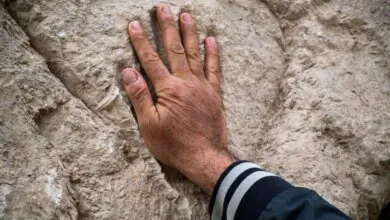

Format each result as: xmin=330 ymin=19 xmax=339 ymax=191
xmin=128 ymin=21 xmax=170 ymax=86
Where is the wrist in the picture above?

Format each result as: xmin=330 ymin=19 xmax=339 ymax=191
xmin=176 ymin=148 xmax=236 ymax=194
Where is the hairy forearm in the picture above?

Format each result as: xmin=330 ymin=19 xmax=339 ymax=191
xmin=177 ymin=148 xmax=236 ymax=194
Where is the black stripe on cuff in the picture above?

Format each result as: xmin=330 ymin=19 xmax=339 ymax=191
xmin=221 ymin=167 xmax=264 ymax=220
xmin=233 ymin=175 xmax=293 ymax=220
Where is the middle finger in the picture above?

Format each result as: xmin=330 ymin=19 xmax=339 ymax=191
xmin=156 ymin=5 xmax=190 ymax=75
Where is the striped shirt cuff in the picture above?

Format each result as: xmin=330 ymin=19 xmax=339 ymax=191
xmin=209 ymin=161 xmax=293 ymax=220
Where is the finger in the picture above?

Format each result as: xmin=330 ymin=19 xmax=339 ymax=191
xmin=180 ymin=13 xmax=203 ymax=77
xmin=128 ymin=21 xmax=170 ymax=86
xmin=156 ymin=5 xmax=190 ymax=74
xmin=204 ymin=37 xmax=222 ymax=94
xmin=122 ymin=68 xmax=155 ymax=120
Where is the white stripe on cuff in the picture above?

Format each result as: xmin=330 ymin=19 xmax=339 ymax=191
xmin=226 ymin=171 xmax=276 ymax=220
xmin=211 ymin=162 xmax=260 ymax=220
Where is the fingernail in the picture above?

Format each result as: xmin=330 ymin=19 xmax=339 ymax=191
xmin=162 ymin=5 xmax=170 ymax=14
xmin=122 ymin=69 xmax=138 ymax=85
xmin=181 ymin=13 xmax=192 ymax=24
xmin=130 ymin=21 xmax=141 ymax=31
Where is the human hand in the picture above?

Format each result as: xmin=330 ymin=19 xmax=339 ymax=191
xmin=122 ymin=5 xmax=235 ymax=194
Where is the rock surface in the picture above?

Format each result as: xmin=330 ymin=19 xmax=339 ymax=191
xmin=0 ymin=0 xmax=389 ymax=219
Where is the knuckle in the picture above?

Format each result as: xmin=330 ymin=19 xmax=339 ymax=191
xmin=168 ymin=42 xmax=185 ymax=55
xmin=131 ymin=31 xmax=146 ymax=41
xmin=209 ymin=49 xmax=219 ymax=55
xmin=186 ymin=50 xmax=201 ymax=61
xmin=131 ymin=84 xmax=148 ymax=101
xmin=188 ymin=26 xmax=197 ymax=35
xmin=160 ymin=20 xmax=176 ymax=32
xmin=140 ymin=51 xmax=160 ymax=64
xmin=208 ymin=65 xmax=220 ymax=74
xmin=159 ymin=81 xmax=185 ymax=98
xmin=183 ymin=26 xmax=197 ymax=37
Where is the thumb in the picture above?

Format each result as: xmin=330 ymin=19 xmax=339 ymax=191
xmin=122 ymin=68 xmax=154 ymax=121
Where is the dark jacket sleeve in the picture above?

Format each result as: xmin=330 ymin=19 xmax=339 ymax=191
xmin=208 ymin=161 xmax=350 ymax=220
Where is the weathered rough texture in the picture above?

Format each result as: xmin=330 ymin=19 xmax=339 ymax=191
xmin=0 ymin=0 xmax=389 ymax=219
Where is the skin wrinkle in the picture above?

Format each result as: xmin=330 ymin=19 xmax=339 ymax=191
xmin=140 ymin=51 xmax=161 ymax=63
xmin=169 ymin=42 xmax=186 ymax=55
